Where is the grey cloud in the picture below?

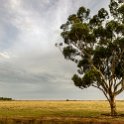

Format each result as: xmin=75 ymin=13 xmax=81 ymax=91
xmin=0 ymin=0 xmax=122 ymax=100
xmin=0 ymin=49 xmax=78 ymax=99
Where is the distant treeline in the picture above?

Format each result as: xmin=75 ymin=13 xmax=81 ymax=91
xmin=0 ymin=97 xmax=13 ymax=101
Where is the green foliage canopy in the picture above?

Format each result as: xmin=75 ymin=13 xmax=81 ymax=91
xmin=60 ymin=0 xmax=124 ymax=92
xmin=58 ymin=0 xmax=124 ymax=116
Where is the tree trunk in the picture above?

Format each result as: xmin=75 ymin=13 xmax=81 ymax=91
xmin=109 ymin=96 xmax=117 ymax=116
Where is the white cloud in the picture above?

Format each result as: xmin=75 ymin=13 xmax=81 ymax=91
xmin=0 ymin=52 xmax=10 ymax=59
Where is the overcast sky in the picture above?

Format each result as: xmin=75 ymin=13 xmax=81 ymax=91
xmin=0 ymin=0 xmax=124 ymax=100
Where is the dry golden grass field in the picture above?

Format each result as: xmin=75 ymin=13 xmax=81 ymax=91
xmin=0 ymin=100 xmax=124 ymax=123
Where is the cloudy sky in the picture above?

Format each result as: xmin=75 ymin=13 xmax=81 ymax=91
xmin=0 ymin=0 xmax=123 ymax=100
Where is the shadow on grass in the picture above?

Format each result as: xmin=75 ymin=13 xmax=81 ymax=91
xmin=101 ymin=113 xmax=124 ymax=117
xmin=1 ymin=115 xmax=124 ymax=124
xmin=0 ymin=120 xmax=112 ymax=124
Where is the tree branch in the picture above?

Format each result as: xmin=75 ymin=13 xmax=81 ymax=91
xmin=92 ymin=84 xmax=110 ymax=103
xmin=115 ymin=79 xmax=124 ymax=96
xmin=92 ymin=65 xmax=109 ymax=92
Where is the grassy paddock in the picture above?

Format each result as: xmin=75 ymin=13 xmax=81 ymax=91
xmin=0 ymin=100 xmax=124 ymax=123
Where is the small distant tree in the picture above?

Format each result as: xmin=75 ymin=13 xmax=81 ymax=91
xmin=57 ymin=0 xmax=124 ymax=116
xmin=0 ymin=97 xmax=13 ymax=101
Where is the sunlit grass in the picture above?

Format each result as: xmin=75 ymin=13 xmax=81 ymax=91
xmin=0 ymin=100 xmax=123 ymax=117
xmin=0 ymin=100 xmax=124 ymax=123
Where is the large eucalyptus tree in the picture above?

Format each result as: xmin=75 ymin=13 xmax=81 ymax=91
xmin=57 ymin=0 xmax=124 ymax=116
